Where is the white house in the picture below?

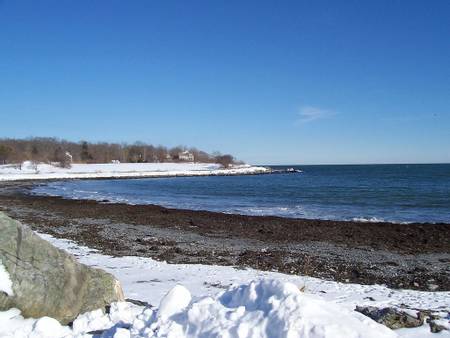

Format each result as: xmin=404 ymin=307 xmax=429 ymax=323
xmin=178 ymin=150 xmax=194 ymax=162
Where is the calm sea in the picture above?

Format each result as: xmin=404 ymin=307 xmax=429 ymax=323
xmin=32 ymin=164 xmax=450 ymax=224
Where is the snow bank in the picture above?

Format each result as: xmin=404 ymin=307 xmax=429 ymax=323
xmin=0 ymin=259 xmax=13 ymax=296
xmin=0 ymin=162 xmax=270 ymax=181
xmin=0 ymin=308 xmax=72 ymax=338
xmin=137 ymin=280 xmax=397 ymax=338
xmin=0 ymin=281 xmax=397 ymax=338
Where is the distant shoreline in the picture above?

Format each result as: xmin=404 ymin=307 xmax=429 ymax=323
xmin=0 ymin=169 xmax=272 ymax=183
xmin=0 ymin=162 xmax=271 ymax=182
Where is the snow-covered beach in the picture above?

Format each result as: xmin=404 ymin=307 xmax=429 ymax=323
xmin=0 ymin=162 xmax=270 ymax=182
xmin=0 ymin=163 xmax=449 ymax=337
xmin=1 ymin=233 xmax=449 ymax=338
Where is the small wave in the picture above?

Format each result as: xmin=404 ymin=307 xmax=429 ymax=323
xmin=351 ymin=217 xmax=417 ymax=224
xmin=351 ymin=216 xmax=386 ymax=223
xmin=226 ymin=205 xmax=308 ymax=218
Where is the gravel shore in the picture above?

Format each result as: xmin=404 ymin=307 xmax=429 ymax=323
xmin=1 ymin=181 xmax=449 ymax=291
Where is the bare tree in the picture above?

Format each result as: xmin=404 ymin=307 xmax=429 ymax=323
xmin=0 ymin=137 xmax=237 ymax=166
xmin=155 ymin=146 xmax=168 ymax=162
xmin=169 ymin=146 xmax=184 ymax=162
xmin=215 ymin=154 xmax=234 ymax=168
xmin=53 ymin=147 xmax=72 ymax=168
xmin=128 ymin=144 xmax=144 ymax=163
xmin=0 ymin=145 xmax=12 ymax=164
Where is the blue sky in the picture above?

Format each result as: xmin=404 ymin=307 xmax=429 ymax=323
xmin=0 ymin=1 xmax=449 ymax=164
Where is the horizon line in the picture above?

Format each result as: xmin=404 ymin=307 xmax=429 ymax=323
xmin=258 ymin=162 xmax=450 ymax=166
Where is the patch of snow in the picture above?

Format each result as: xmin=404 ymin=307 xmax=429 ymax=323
xmin=0 ymin=308 xmax=72 ymax=337
xmin=70 ymin=302 xmax=143 ymax=335
xmin=157 ymin=285 xmax=191 ymax=321
xmin=0 ymin=162 xmax=270 ymax=181
xmin=397 ymin=323 xmax=450 ymax=338
xmin=0 ymin=259 xmax=13 ymax=296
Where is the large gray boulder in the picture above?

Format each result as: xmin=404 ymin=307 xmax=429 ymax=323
xmin=0 ymin=212 xmax=124 ymax=324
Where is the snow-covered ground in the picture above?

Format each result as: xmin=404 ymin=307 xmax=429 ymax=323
xmin=0 ymin=260 xmax=14 ymax=297
xmin=0 ymin=162 xmax=270 ymax=181
xmin=1 ymin=233 xmax=448 ymax=337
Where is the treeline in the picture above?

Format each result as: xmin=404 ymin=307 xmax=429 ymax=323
xmin=0 ymin=138 xmax=237 ymax=167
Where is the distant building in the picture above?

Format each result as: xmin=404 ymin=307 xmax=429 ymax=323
xmin=178 ymin=150 xmax=194 ymax=162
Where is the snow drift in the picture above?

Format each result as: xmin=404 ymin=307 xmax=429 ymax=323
xmin=138 ymin=280 xmax=397 ymax=338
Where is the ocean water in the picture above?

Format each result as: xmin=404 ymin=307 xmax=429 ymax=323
xmin=31 ymin=164 xmax=450 ymax=224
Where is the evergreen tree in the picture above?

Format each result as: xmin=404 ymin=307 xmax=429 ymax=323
xmin=31 ymin=145 xmax=39 ymax=160
xmin=80 ymin=141 xmax=92 ymax=162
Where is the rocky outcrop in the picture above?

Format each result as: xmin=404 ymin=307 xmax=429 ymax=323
xmin=355 ymin=306 xmax=423 ymax=329
xmin=0 ymin=212 xmax=124 ymax=324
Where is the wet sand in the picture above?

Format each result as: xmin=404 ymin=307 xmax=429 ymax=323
xmin=1 ymin=181 xmax=449 ymax=291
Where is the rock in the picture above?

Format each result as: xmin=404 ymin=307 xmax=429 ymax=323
xmin=125 ymin=298 xmax=152 ymax=308
xmin=429 ymin=320 xmax=448 ymax=333
xmin=355 ymin=306 xmax=423 ymax=329
xmin=363 ymin=296 xmax=376 ymax=301
xmin=428 ymin=284 xmax=439 ymax=291
xmin=0 ymin=212 xmax=124 ymax=324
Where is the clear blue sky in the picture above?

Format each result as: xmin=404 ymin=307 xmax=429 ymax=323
xmin=1 ymin=1 xmax=449 ymax=164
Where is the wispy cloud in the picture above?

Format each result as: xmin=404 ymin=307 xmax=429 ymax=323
xmin=296 ymin=106 xmax=336 ymax=124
